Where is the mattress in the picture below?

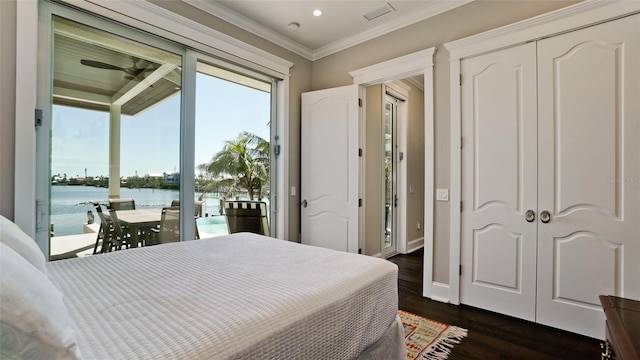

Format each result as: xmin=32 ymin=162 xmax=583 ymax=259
xmin=46 ymin=233 xmax=401 ymax=360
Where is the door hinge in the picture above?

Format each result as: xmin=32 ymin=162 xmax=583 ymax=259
xmin=274 ymin=144 xmax=281 ymax=156
xmin=459 ymin=74 xmax=462 ymax=86
xmin=359 ymin=198 xmax=363 ymax=207
xmin=358 ymin=98 xmax=363 ymax=107
xmin=459 ymin=264 xmax=462 ymax=276
xmin=460 ymin=201 xmax=463 ymax=212
xmin=460 ymin=137 xmax=463 ymax=149
xmin=35 ymin=108 xmax=43 ymax=128
xmin=359 ymin=148 xmax=363 ymax=157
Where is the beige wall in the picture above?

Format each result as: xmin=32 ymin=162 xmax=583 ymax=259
xmin=311 ymin=0 xmax=580 ymax=283
xmin=0 ymin=0 xmax=16 ymax=221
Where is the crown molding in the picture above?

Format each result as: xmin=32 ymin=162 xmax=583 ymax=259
xmin=313 ymin=0 xmax=472 ymax=60
xmin=404 ymin=76 xmax=424 ymax=92
xmin=445 ymin=0 xmax=640 ymax=60
xmin=183 ymin=0 xmax=472 ymax=61
xmin=183 ymin=0 xmax=314 ymax=60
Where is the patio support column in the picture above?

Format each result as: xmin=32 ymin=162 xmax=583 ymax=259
xmin=108 ymin=104 xmax=122 ymax=199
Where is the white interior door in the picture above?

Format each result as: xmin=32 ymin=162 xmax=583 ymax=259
xmin=460 ymin=42 xmax=539 ymax=320
xmin=301 ymin=85 xmax=360 ymax=252
xmin=535 ymin=14 xmax=640 ymax=339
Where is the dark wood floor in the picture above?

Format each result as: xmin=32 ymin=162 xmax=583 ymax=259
xmin=388 ymin=249 xmax=602 ymax=360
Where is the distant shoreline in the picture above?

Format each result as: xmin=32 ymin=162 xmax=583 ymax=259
xmin=51 ymin=181 xmax=179 ymax=190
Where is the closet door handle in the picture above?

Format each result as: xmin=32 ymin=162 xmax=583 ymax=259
xmin=302 ymin=200 xmax=308 ymax=208
xmin=540 ymin=210 xmax=551 ymax=223
xmin=525 ymin=210 xmax=535 ymax=222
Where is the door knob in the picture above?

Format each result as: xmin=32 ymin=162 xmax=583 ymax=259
xmin=540 ymin=210 xmax=551 ymax=223
xmin=525 ymin=210 xmax=535 ymax=222
xmin=302 ymin=200 xmax=308 ymax=208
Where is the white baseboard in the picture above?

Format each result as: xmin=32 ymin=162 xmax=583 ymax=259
xmin=406 ymin=237 xmax=424 ymax=253
xmin=369 ymin=252 xmax=383 ymax=258
xmin=429 ymin=282 xmax=450 ymax=303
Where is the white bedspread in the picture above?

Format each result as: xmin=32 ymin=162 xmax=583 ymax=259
xmin=46 ymin=233 xmax=400 ymax=360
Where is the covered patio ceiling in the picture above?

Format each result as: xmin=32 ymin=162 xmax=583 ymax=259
xmin=52 ymin=16 xmax=182 ymax=116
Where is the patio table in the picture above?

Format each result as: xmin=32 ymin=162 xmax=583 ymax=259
xmin=113 ymin=209 xmax=162 ymax=248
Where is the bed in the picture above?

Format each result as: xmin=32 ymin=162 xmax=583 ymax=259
xmin=0 ymin=215 xmax=405 ymax=360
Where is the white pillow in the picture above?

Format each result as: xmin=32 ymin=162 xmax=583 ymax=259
xmin=0 ymin=215 xmax=46 ymax=273
xmin=0 ymin=242 xmax=82 ymax=360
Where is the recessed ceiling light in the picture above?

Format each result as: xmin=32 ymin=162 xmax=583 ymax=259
xmin=312 ymin=9 xmax=322 ymax=17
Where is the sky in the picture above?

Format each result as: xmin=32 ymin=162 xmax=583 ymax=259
xmin=51 ymin=74 xmax=271 ymax=178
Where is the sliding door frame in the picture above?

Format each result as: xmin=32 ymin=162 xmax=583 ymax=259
xmin=16 ymin=0 xmax=292 ymax=254
xmin=186 ymin=50 xmax=283 ymax=238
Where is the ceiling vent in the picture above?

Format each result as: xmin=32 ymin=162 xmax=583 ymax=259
xmin=363 ymin=3 xmax=396 ymax=21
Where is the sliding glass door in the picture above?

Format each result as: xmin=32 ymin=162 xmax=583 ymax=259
xmin=37 ymin=2 xmax=280 ymax=260
xmin=193 ymin=59 xmax=275 ymax=237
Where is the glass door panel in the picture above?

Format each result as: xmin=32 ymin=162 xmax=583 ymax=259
xmin=49 ymin=15 xmax=182 ymax=259
xmin=384 ymin=97 xmax=398 ymax=254
xmin=194 ymin=60 xmax=273 ymax=238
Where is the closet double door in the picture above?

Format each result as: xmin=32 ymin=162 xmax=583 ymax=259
xmin=460 ymin=14 xmax=640 ymax=339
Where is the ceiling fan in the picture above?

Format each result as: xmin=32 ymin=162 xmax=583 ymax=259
xmin=80 ymin=56 xmax=156 ymax=80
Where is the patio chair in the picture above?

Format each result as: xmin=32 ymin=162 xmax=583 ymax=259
xmin=224 ymin=200 xmax=269 ymax=236
xmin=171 ymin=199 xmax=204 ymax=218
xmin=149 ymin=206 xmax=181 ymax=245
xmin=108 ymin=208 xmax=132 ymax=250
xmin=92 ymin=203 xmax=115 ymax=254
xmin=108 ymin=198 xmax=135 ymax=210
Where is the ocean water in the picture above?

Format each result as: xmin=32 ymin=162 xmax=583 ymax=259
xmin=50 ymin=186 xmax=228 ymax=236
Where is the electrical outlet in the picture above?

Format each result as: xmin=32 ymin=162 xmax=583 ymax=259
xmin=417 ymin=221 xmax=421 ymax=230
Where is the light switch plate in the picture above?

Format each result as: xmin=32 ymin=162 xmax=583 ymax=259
xmin=436 ymin=189 xmax=449 ymax=201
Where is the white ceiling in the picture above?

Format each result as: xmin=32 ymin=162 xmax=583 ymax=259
xmin=184 ymin=0 xmax=473 ymax=60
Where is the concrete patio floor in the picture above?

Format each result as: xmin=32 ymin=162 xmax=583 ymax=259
xmin=50 ymin=232 xmax=97 ymax=260
xmin=49 ymin=223 xmax=214 ymax=260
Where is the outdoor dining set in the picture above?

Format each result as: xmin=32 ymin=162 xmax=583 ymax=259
xmin=91 ymin=198 xmax=269 ymax=254
xmin=91 ymin=198 xmax=185 ymax=254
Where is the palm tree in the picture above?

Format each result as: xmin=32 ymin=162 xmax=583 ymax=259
xmin=197 ymin=131 xmax=269 ymax=200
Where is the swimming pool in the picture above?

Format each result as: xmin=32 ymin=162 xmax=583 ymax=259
xmin=197 ymin=215 xmax=229 ymax=237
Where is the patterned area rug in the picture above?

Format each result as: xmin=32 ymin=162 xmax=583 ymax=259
xmin=399 ymin=310 xmax=468 ymax=360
